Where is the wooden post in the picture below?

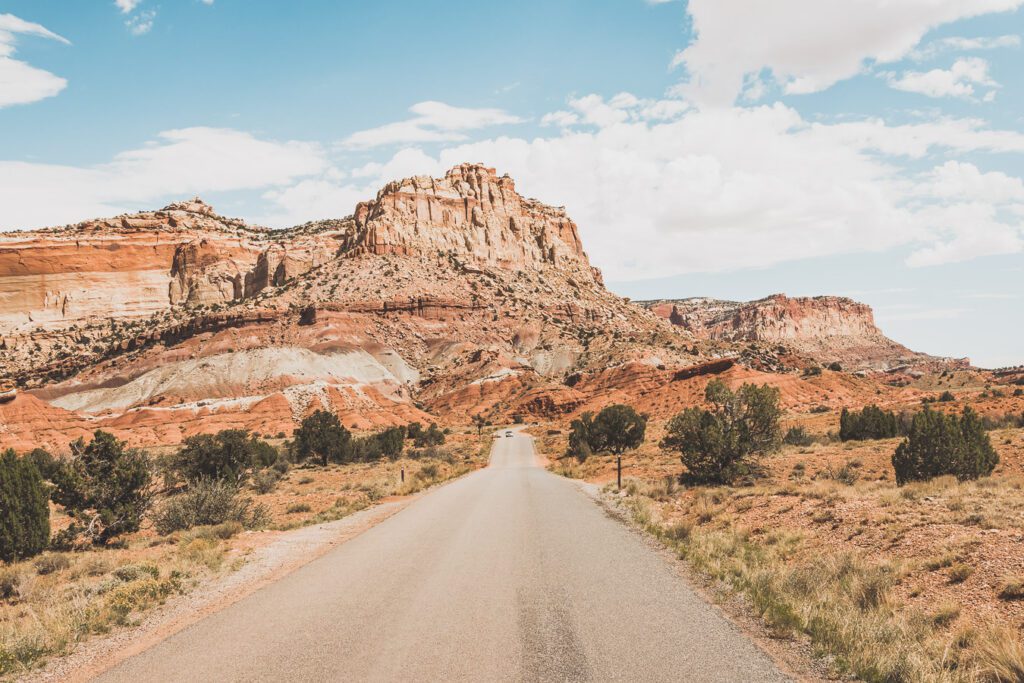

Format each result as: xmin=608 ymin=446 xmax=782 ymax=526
xmin=401 ymin=468 xmax=405 ymax=484
xmin=617 ymin=456 xmax=622 ymax=491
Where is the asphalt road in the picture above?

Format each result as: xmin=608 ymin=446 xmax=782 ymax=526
xmin=96 ymin=430 xmax=787 ymax=682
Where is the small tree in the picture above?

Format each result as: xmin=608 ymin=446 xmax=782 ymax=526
xmin=566 ymin=413 xmax=595 ymax=462
xmin=405 ymin=422 xmax=423 ymax=442
xmin=591 ymin=404 xmax=647 ymax=455
xmin=173 ymin=430 xmax=273 ymax=485
xmin=840 ymin=405 xmax=900 ymax=441
xmin=471 ymin=414 xmax=487 ymax=436
xmin=414 ymin=423 xmax=445 ymax=448
xmin=377 ymin=427 xmax=406 ymax=460
xmin=0 ymin=450 xmax=50 ymax=562
xmin=892 ymin=406 xmax=998 ymax=485
xmin=52 ymin=431 xmax=152 ymax=545
xmin=292 ymin=410 xmax=351 ymax=466
xmin=661 ymin=380 xmax=781 ymax=485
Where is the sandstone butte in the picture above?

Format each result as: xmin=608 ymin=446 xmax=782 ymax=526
xmin=0 ymin=163 xmax=969 ymax=452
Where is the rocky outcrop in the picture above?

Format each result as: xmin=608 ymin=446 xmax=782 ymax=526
xmin=642 ymin=294 xmax=934 ymax=370
xmin=1 ymin=199 xmax=344 ymax=350
xmin=345 ymin=164 xmax=602 ymax=283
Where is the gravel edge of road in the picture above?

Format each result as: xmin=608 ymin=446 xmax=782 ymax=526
xmin=568 ymin=479 xmax=834 ymax=683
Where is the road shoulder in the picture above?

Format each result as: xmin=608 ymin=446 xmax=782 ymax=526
xmin=568 ymin=478 xmax=832 ymax=682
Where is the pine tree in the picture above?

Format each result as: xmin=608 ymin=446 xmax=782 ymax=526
xmin=892 ymin=407 xmax=998 ymax=485
xmin=0 ymin=449 xmax=51 ymax=562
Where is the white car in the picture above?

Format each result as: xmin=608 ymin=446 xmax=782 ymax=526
xmin=505 ymin=431 xmax=513 ymax=437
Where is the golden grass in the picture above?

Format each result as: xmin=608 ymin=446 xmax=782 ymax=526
xmin=0 ymin=433 xmax=492 ymax=678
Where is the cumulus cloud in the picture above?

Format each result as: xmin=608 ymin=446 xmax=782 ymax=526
xmin=917 ymin=161 xmax=1024 ymax=204
xmin=0 ymin=13 xmax=70 ymax=108
xmin=885 ymin=57 xmax=998 ymax=100
xmin=0 ymin=128 xmax=328 ymax=230
xmin=673 ymin=0 xmax=1024 ymax=105
xmin=341 ymin=101 xmax=523 ymax=148
xmin=258 ymin=96 xmax=1024 ymax=277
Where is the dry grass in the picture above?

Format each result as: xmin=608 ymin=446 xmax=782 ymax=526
xmin=0 ymin=430 xmax=492 ymax=678
xmin=574 ymin=415 xmax=1024 ymax=682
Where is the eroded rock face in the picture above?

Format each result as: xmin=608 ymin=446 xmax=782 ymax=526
xmin=0 ymin=200 xmax=345 ymax=334
xmin=642 ymin=294 xmax=931 ymax=369
xmin=1 ymin=164 xmax=957 ymax=452
xmin=346 ymin=164 xmax=603 ymax=283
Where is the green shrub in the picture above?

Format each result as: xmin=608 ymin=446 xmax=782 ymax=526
xmin=291 ymin=410 xmax=351 ymax=466
xmin=405 ymin=422 xmax=423 ymax=441
xmin=783 ymin=426 xmax=815 ymax=447
xmin=151 ymin=479 xmax=269 ymax=535
xmin=173 ymin=430 xmax=276 ymax=484
xmin=923 ymin=391 xmax=957 ymax=405
xmin=52 ymin=431 xmax=152 ymax=546
xmin=24 ymin=448 xmax=59 ymax=481
xmin=661 ymin=380 xmax=781 ymax=485
xmin=350 ymin=427 xmax=407 ymax=462
xmin=285 ymin=503 xmax=311 ymax=514
xmin=0 ymin=449 xmax=50 ymax=562
xmin=414 ymin=423 xmax=445 ymax=448
xmin=892 ymin=407 xmax=998 ymax=485
xmin=840 ymin=405 xmax=901 ymax=441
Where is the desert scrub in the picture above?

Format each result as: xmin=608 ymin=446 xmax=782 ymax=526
xmin=0 ymin=546 xmax=208 ymax=676
xmin=617 ymin=488 xmax=1024 ymax=682
xmin=152 ymin=479 xmax=269 ymax=534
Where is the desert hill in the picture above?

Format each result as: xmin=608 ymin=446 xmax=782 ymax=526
xmin=640 ymin=294 xmax=968 ymax=372
xmin=0 ymin=164 xmax=964 ymax=451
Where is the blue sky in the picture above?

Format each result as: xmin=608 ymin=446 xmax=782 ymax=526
xmin=1 ymin=1 xmax=1022 ymax=367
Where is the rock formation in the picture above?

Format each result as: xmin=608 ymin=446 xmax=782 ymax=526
xmin=641 ymin=294 xmax=956 ymax=370
xmin=345 ymin=164 xmax=602 ymax=283
xmin=0 ymin=165 xmax=956 ymax=452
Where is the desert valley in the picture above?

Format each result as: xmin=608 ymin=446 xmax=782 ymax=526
xmin=0 ymin=163 xmax=1022 ymax=680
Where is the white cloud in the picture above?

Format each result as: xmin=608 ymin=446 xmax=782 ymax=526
xmin=0 ymin=13 xmax=69 ymax=108
xmin=906 ymin=202 xmax=1022 ymax=266
xmin=541 ymin=110 xmax=579 ymax=128
xmin=125 ymin=9 xmax=156 ymax=36
xmin=818 ymin=116 xmax=1024 ymax=158
xmin=885 ymin=57 xmax=998 ymax=99
xmin=0 ymin=128 xmax=328 ymax=230
xmin=918 ymin=161 xmax=1024 ymax=204
xmin=341 ymin=101 xmax=523 ymax=148
xmin=911 ymin=34 xmax=1021 ymax=60
xmin=115 ymin=0 xmax=142 ymax=13
xmin=271 ymin=96 xmax=1024 ymax=278
xmin=673 ymin=0 xmax=1024 ymax=105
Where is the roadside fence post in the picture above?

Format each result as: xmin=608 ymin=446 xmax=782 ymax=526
xmin=617 ymin=456 xmax=622 ymax=491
